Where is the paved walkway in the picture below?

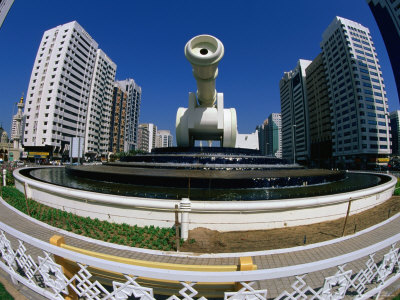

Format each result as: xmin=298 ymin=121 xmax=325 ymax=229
xmin=0 ymin=197 xmax=399 ymax=298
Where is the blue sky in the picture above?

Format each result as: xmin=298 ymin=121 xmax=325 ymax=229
xmin=0 ymin=0 xmax=399 ymax=139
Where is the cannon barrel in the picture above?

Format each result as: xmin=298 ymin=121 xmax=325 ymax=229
xmin=184 ymin=35 xmax=224 ymax=107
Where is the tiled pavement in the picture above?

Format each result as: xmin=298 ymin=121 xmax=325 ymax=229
xmin=0 ymin=197 xmax=399 ymax=298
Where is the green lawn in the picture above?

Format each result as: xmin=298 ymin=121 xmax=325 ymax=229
xmin=0 ymin=282 xmax=13 ymax=300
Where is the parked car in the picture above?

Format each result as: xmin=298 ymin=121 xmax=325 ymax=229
xmin=388 ymin=162 xmax=400 ymax=171
xmin=14 ymin=161 xmax=25 ymax=167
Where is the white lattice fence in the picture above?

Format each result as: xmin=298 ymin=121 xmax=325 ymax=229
xmin=0 ymin=221 xmax=399 ymax=299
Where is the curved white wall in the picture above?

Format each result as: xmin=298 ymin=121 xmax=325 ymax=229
xmin=13 ymin=168 xmax=396 ymax=231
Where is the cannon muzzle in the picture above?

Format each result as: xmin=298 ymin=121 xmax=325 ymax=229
xmin=185 ymin=35 xmax=224 ymax=107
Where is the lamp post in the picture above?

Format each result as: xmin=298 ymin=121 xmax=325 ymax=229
xmin=292 ymin=124 xmax=297 ymax=163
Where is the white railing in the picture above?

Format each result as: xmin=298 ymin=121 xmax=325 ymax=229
xmin=0 ymin=220 xmax=399 ymax=299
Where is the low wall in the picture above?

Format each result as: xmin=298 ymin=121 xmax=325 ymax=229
xmin=13 ymin=168 xmax=397 ymax=231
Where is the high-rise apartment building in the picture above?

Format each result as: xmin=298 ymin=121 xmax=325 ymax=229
xmin=84 ymin=50 xmax=117 ymax=157
xmin=138 ymin=123 xmax=157 ymax=153
xmin=109 ymin=82 xmax=127 ymax=153
xmin=280 ymin=59 xmax=312 ymax=163
xmin=267 ymin=113 xmax=282 ymax=158
xmin=390 ymin=110 xmax=400 ymax=155
xmin=116 ymin=79 xmax=142 ymax=152
xmin=321 ymin=16 xmax=390 ymax=167
xmin=23 ymin=21 xmax=100 ymax=158
xmin=305 ymin=53 xmax=333 ymax=167
xmin=366 ymin=0 xmax=400 ymax=98
xmin=23 ymin=21 xmax=120 ymax=160
xmin=0 ymin=0 xmax=14 ymax=29
xmin=156 ymin=130 xmax=173 ymax=148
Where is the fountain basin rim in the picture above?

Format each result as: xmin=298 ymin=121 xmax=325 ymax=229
xmin=104 ymin=161 xmax=303 ymax=171
xmin=67 ymin=164 xmax=342 ymax=179
xmin=14 ymin=167 xmax=397 ymax=212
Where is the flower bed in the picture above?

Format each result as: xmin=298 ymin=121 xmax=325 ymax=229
xmin=1 ymin=186 xmax=181 ymax=251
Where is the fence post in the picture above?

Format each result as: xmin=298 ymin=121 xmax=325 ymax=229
xmin=180 ymin=198 xmax=191 ymax=241
xmin=3 ymin=169 xmax=6 ymax=187
xmin=49 ymin=235 xmax=78 ymax=300
xmin=235 ymin=256 xmax=257 ymax=290
xmin=342 ymin=198 xmax=352 ymax=237
xmin=174 ymin=204 xmax=180 ymax=252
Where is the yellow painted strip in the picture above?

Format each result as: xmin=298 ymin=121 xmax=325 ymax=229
xmin=61 ymin=243 xmax=238 ymax=272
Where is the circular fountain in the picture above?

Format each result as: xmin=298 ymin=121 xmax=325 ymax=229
xmin=14 ymin=147 xmax=396 ymax=232
xmin=13 ymin=34 xmax=397 ymax=232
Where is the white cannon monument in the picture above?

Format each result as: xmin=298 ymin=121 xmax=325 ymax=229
xmin=176 ymin=35 xmax=237 ymax=147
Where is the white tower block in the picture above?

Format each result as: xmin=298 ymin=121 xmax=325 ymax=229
xmin=176 ymin=35 xmax=237 ymax=147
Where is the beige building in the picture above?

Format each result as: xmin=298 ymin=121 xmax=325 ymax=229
xmin=156 ymin=130 xmax=173 ymax=148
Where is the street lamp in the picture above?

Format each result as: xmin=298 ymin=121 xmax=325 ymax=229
xmin=292 ymin=124 xmax=296 ymax=163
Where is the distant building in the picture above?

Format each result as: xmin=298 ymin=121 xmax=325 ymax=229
xmin=280 ymin=59 xmax=312 ymax=164
xmin=0 ymin=128 xmax=19 ymax=161
xmin=235 ymin=131 xmax=259 ymax=150
xmin=0 ymin=127 xmax=9 ymax=161
xmin=138 ymin=123 xmax=157 ymax=153
xmin=0 ymin=0 xmax=14 ymax=29
xmin=258 ymin=114 xmax=282 ymax=158
xmin=11 ymin=95 xmax=24 ymax=150
xmin=267 ymin=113 xmax=282 ymax=158
xmin=156 ymin=130 xmax=173 ymax=148
xmin=109 ymin=82 xmax=127 ymax=153
xmin=256 ymin=119 xmax=269 ymax=156
xmin=390 ymin=110 xmax=400 ymax=156
xmin=321 ymin=16 xmax=391 ymax=168
xmin=366 ymin=0 xmax=400 ymax=98
xmin=85 ymin=50 xmax=117 ymax=157
xmin=23 ymin=21 xmax=104 ymax=160
xmin=137 ymin=125 xmax=148 ymax=153
xmin=117 ymin=79 xmax=142 ymax=152
xmin=305 ymin=53 xmax=332 ymax=167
